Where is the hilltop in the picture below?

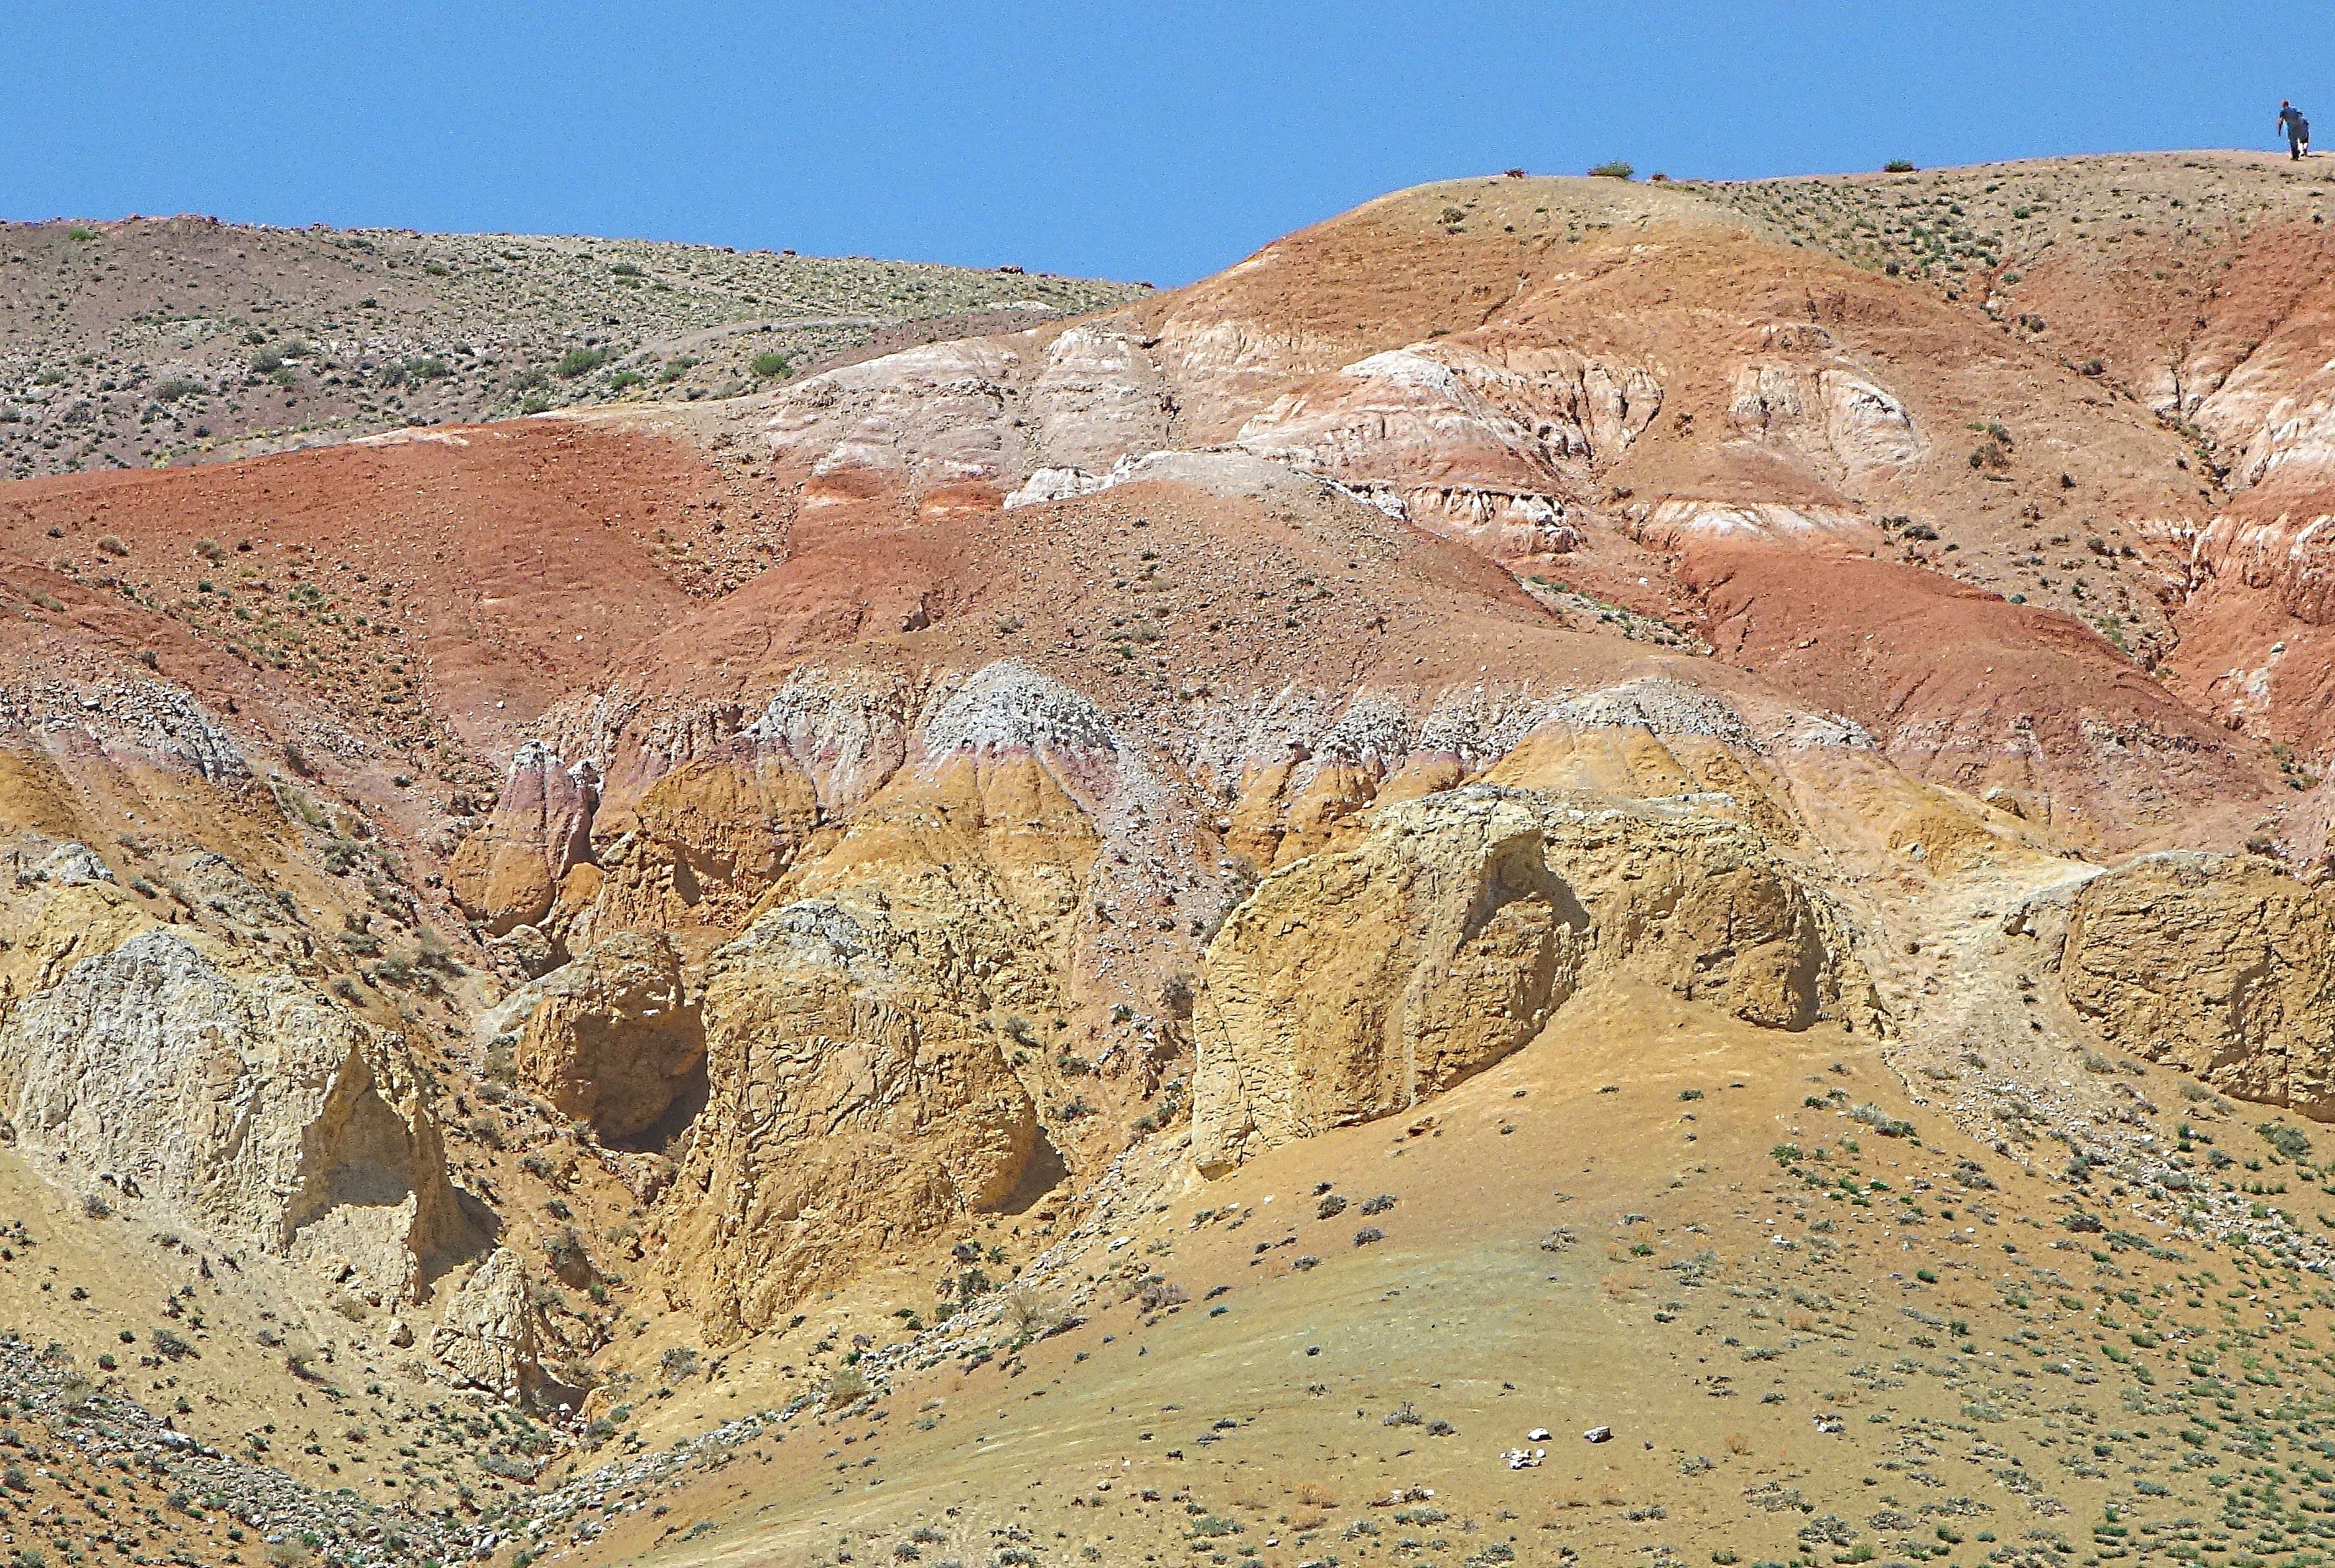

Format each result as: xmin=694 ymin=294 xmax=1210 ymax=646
xmin=0 ymin=215 xmax=1146 ymax=480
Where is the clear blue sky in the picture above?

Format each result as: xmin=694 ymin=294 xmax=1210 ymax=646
xmin=8 ymin=2 xmax=2328 ymax=285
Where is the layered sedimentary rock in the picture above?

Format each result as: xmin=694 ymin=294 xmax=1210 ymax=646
xmin=1234 ymin=342 xmax=1659 ymax=490
xmin=1229 ymin=341 xmax=1659 ymax=563
xmin=763 ymin=338 xmax=1026 ymax=495
xmin=2056 ymin=853 xmax=2335 ymax=1116
xmin=1027 ymin=325 xmax=1171 ymax=473
xmin=659 ymin=664 xmax=1123 ymax=1338
xmin=450 ymin=742 xmax=599 ymax=935
xmin=1192 ymin=785 xmax=1861 ymax=1171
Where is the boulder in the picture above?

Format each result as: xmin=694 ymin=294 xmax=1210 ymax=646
xmin=450 ymin=743 xmax=598 ymax=935
xmin=430 ymin=1248 xmax=543 ymax=1403
xmin=511 ymin=930 xmax=704 ymax=1141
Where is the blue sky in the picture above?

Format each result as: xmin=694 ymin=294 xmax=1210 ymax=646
xmin=7 ymin=2 xmax=2328 ymax=285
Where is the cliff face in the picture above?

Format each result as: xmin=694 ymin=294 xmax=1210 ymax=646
xmin=0 ymin=884 xmax=471 ymax=1302
xmin=661 ymin=898 xmax=1039 ymax=1341
xmin=1191 ymin=785 xmax=1864 ymax=1172
xmin=2057 ymin=853 xmax=2335 ymax=1117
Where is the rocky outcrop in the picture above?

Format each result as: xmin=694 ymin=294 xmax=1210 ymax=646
xmin=1228 ymin=341 xmax=1659 ymax=563
xmin=1727 ymin=363 xmax=1921 ymax=476
xmin=1393 ymin=486 xmax=1583 ymax=561
xmin=430 ymin=1248 xmax=546 ymax=1404
xmin=451 ymin=743 xmax=598 ymax=936
xmin=1193 ymin=786 xmax=1861 ymax=1172
xmin=922 ymin=660 xmax=1117 ymax=756
xmin=508 ymin=931 xmax=704 ymax=1141
xmin=661 ymin=901 xmax=1038 ymax=1339
xmin=762 ymin=338 xmax=1025 ymax=495
xmin=585 ymin=755 xmax=819 ymax=933
xmin=1633 ymin=499 xmax=1878 ymax=552
xmin=0 ymin=921 xmax=470 ymax=1300
xmin=1003 ymin=449 xmax=1345 ymax=511
xmin=657 ymin=667 xmax=1126 ymax=1337
xmin=2188 ymin=510 xmax=2335 ymax=627
xmin=1027 ymin=325 xmax=1169 ymax=473
xmin=1236 ymin=342 xmax=1658 ymax=488
xmin=2057 ymin=853 xmax=2335 ymax=1116
xmin=0 ymin=675 xmax=248 ymax=783
xmin=741 ymin=664 xmax=917 ymax=813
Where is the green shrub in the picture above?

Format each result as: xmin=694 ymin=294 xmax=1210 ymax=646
xmin=1850 ymin=1102 xmax=1915 ymax=1138
xmin=1884 ymin=159 xmax=1917 ymax=173
xmin=554 ymin=346 xmax=609 ymax=379
xmin=825 ymin=1362 xmax=868 ymax=1405
xmin=414 ymin=931 xmax=465 ymax=976
xmin=2261 ymin=1122 xmax=2312 ymax=1161
xmin=751 ymin=351 xmax=793 ymax=380
xmin=1588 ymin=160 xmax=1635 ymax=180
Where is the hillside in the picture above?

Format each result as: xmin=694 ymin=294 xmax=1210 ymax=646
xmin=0 ymin=215 xmax=1146 ymax=481
xmin=6 ymin=152 xmax=2335 ymax=1568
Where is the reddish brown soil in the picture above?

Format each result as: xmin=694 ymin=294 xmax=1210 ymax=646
xmin=0 ymin=421 xmax=777 ymax=757
xmin=1684 ymin=538 xmax=2272 ymax=849
xmin=622 ymin=471 xmax=1660 ymax=716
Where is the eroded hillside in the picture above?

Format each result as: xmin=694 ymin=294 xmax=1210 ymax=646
xmin=6 ymin=153 xmax=2335 ymax=1568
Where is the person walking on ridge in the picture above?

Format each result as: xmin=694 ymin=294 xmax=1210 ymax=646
xmin=2280 ymin=100 xmax=2311 ymax=160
